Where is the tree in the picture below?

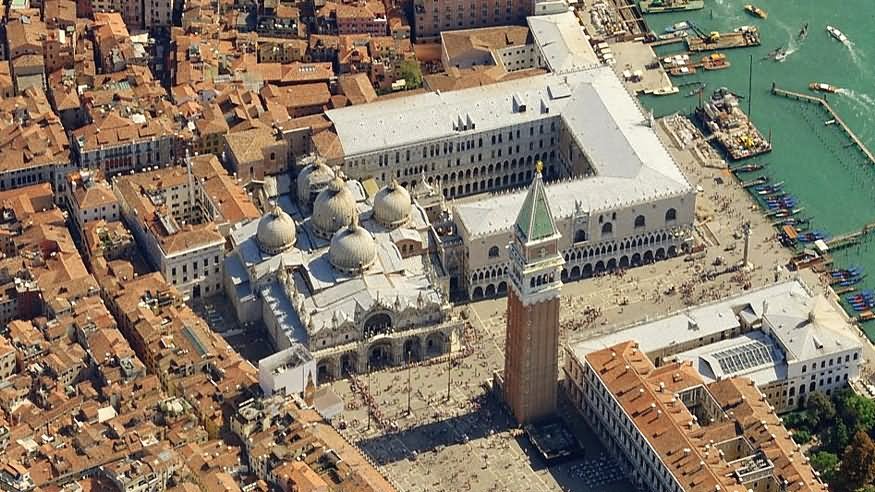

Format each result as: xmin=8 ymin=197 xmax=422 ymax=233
xmin=807 ymin=392 xmax=837 ymax=431
xmin=784 ymin=411 xmax=813 ymax=433
xmin=809 ymin=451 xmax=839 ymax=484
xmin=826 ymin=421 xmax=851 ymax=453
xmin=836 ymin=390 xmax=875 ymax=435
xmin=399 ymin=60 xmax=423 ymax=89
xmin=840 ymin=431 xmax=875 ymax=492
xmin=792 ymin=429 xmax=812 ymax=445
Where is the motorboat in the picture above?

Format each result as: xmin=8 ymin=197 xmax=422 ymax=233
xmin=827 ymin=25 xmax=850 ymax=45
xmin=798 ymin=230 xmax=827 ymax=243
xmin=701 ymin=53 xmax=730 ymax=70
xmin=809 ymin=82 xmax=840 ymax=93
xmin=664 ymin=21 xmax=691 ymax=33
xmin=651 ymin=86 xmax=680 ymax=96
xmin=832 ymin=266 xmax=864 ymax=278
xmin=670 ymin=66 xmax=697 ymax=76
xmin=730 ymin=162 xmax=763 ymax=173
xmin=744 ymin=4 xmax=767 ymax=19
xmin=658 ymin=30 xmax=688 ymax=40
xmin=755 ymin=182 xmax=784 ymax=194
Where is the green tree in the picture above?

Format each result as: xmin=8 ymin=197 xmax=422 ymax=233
xmin=840 ymin=431 xmax=875 ymax=492
xmin=838 ymin=390 xmax=875 ymax=434
xmin=399 ymin=60 xmax=423 ymax=89
xmin=826 ymin=420 xmax=851 ymax=453
xmin=784 ymin=411 xmax=813 ymax=433
xmin=792 ymin=429 xmax=812 ymax=445
xmin=807 ymin=392 xmax=837 ymax=431
xmin=809 ymin=451 xmax=839 ymax=484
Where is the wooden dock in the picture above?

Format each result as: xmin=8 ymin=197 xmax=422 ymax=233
xmin=771 ymin=84 xmax=875 ymax=167
xmin=826 ymin=221 xmax=875 ymax=251
xmin=687 ymin=31 xmax=760 ymax=52
xmin=649 ymin=37 xmax=686 ymax=47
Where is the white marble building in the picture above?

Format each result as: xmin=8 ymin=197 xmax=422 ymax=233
xmin=568 ymin=280 xmax=863 ymax=413
xmin=322 ymin=10 xmax=696 ymax=299
xmin=224 ymin=163 xmax=463 ymax=383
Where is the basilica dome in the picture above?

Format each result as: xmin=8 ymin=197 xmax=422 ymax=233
xmin=312 ymin=177 xmax=356 ymax=239
xmin=373 ymin=179 xmax=412 ymax=229
xmin=329 ymin=217 xmax=376 ymax=274
xmin=296 ymin=159 xmax=334 ymax=209
xmin=256 ymin=204 xmax=296 ymax=255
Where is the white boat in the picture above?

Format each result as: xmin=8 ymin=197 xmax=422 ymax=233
xmin=827 ymin=25 xmax=849 ymax=45
xmin=658 ymin=30 xmax=688 ymax=40
xmin=664 ymin=21 xmax=690 ymax=33
xmin=651 ymin=86 xmax=680 ymax=96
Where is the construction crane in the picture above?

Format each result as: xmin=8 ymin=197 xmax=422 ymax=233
xmin=687 ymin=21 xmax=720 ymax=44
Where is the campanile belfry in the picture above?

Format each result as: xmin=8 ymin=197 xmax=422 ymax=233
xmin=503 ymin=162 xmax=564 ymax=425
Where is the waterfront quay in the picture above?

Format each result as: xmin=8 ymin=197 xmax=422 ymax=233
xmin=328 ymin=115 xmax=875 ymax=492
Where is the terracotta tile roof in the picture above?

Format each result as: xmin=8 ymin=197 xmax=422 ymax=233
xmin=312 ymin=129 xmax=344 ymax=162
xmin=73 ymin=110 xmax=175 ymax=150
xmin=191 ymin=154 xmax=260 ymax=224
xmin=0 ymin=88 xmax=69 ymax=172
xmin=260 ymin=83 xmax=330 ymax=111
xmin=441 ymin=26 xmax=530 ymax=63
xmin=585 ymin=342 xmax=828 ymax=492
xmin=337 ymin=73 xmax=377 ymax=105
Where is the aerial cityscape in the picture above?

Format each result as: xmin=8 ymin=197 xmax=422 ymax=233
xmin=0 ymin=0 xmax=874 ymax=490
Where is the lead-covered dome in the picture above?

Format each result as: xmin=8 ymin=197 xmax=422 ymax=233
xmin=373 ymin=179 xmax=412 ymax=229
xmin=312 ymin=176 xmax=356 ymax=239
xmin=257 ymin=204 xmax=296 ymax=255
xmin=329 ymin=217 xmax=376 ymax=274
xmin=296 ymin=159 xmax=334 ymax=209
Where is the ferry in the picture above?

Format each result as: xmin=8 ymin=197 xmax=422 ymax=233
xmin=743 ymin=4 xmax=767 ymax=19
xmin=701 ymin=53 xmax=730 ymax=70
xmin=809 ymin=82 xmax=840 ymax=94
xmin=827 ymin=25 xmax=850 ymax=45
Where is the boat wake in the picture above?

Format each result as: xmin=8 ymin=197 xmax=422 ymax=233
xmin=775 ymin=20 xmax=800 ymax=62
xmin=837 ymin=89 xmax=875 ymax=115
xmin=844 ymin=42 xmax=869 ymax=76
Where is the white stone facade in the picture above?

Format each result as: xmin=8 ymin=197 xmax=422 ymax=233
xmin=334 ymin=116 xmax=571 ymax=200
xmin=258 ymin=346 xmax=317 ymax=396
xmin=458 ymin=191 xmax=692 ymax=299
xmin=76 ymin=134 xmax=176 ymax=177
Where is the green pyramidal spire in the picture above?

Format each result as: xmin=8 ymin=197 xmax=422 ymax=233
xmin=514 ymin=162 xmax=558 ymax=243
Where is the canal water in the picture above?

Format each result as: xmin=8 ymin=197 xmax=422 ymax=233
xmin=637 ymin=0 xmax=875 ymax=338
